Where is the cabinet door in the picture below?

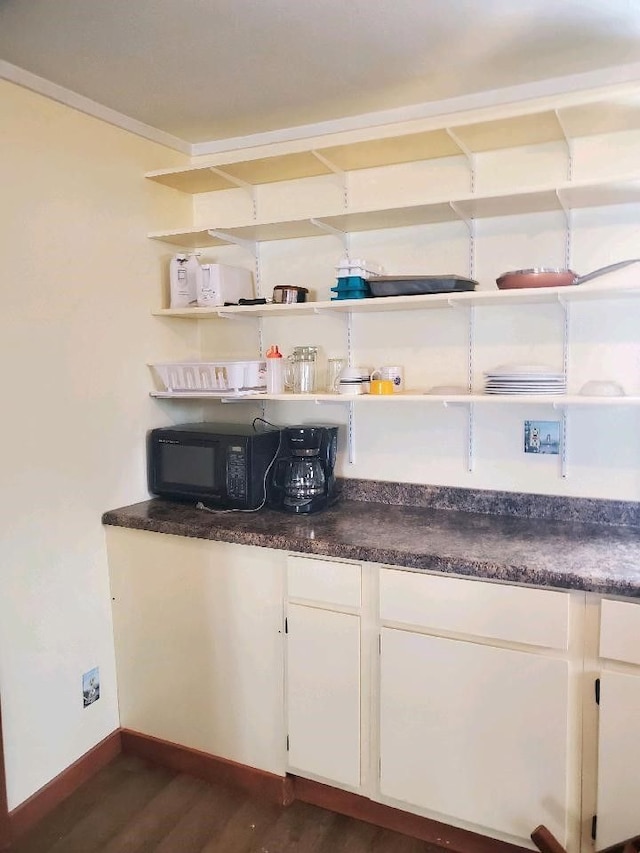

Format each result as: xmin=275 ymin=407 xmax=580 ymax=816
xmin=379 ymin=628 xmax=570 ymax=843
xmin=596 ymin=671 xmax=640 ymax=849
xmin=106 ymin=528 xmax=285 ymax=775
xmin=286 ymin=604 xmax=360 ymax=788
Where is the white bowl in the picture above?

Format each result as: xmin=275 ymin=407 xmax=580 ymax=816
xmin=579 ymin=380 xmax=626 ymax=397
xmin=426 ymin=385 xmax=469 ymax=395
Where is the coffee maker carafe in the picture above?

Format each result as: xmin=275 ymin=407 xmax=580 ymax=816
xmin=269 ymin=425 xmax=338 ymax=513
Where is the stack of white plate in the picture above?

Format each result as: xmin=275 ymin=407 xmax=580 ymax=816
xmin=484 ymin=364 xmax=566 ymax=395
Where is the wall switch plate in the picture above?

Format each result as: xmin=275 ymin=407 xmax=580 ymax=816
xmin=82 ymin=667 xmax=100 ymax=707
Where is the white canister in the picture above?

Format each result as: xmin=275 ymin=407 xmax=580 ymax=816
xmin=169 ymin=254 xmax=195 ymax=308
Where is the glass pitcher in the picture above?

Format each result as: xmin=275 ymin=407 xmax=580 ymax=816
xmin=285 ymin=346 xmax=318 ymax=394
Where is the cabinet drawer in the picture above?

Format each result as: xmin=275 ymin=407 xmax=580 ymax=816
xmin=600 ymin=598 xmax=640 ymax=665
xmin=380 ymin=568 xmax=569 ymax=650
xmin=287 ymin=556 xmax=361 ymax=608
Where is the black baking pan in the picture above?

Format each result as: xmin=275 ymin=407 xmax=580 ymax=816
xmin=368 ymin=275 xmax=478 ymax=297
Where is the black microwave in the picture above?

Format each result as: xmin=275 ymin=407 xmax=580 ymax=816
xmin=147 ymin=422 xmax=281 ymax=509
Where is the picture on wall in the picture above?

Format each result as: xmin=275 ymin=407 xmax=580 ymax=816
xmin=524 ymin=420 xmax=560 ymax=455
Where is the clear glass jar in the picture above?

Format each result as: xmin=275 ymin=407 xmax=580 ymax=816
xmin=286 ymin=346 xmax=318 ymax=393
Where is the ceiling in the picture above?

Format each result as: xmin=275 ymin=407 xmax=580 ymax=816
xmin=2 ymin=0 xmax=640 ymax=149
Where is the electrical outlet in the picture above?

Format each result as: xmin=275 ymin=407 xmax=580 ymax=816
xmin=82 ymin=667 xmax=100 ymax=707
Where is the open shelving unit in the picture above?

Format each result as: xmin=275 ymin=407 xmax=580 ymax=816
xmin=146 ymin=87 xmax=640 ymax=478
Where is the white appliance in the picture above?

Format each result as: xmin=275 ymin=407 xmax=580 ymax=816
xmin=198 ymin=263 xmax=254 ymax=306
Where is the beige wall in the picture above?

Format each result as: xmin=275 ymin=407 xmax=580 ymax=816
xmin=3 ymin=73 xmax=640 ymax=810
xmin=0 ymin=81 xmax=195 ymax=809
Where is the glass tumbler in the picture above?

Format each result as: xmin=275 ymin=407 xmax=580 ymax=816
xmin=326 ymin=357 xmax=346 ymax=392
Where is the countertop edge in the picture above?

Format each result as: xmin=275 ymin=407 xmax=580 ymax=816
xmin=101 ymin=509 xmax=640 ymax=599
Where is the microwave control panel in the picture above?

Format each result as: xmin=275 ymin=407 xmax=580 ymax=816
xmin=226 ymin=446 xmax=247 ymax=499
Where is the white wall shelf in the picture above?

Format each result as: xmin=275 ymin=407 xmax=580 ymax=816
xmin=149 ymin=390 xmax=640 ymax=406
xmin=152 ymin=280 xmax=640 ymax=319
xmin=148 ymin=175 xmax=640 ymax=250
xmin=145 ymin=96 xmax=640 ymax=195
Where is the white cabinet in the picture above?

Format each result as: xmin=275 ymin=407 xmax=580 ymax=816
xmin=595 ymin=598 xmax=640 ymax=848
xmin=379 ymin=628 xmax=570 ymax=843
xmin=104 ymin=528 xmax=640 ymax=850
xmin=105 ymin=527 xmax=286 ymax=775
xmin=286 ymin=604 xmax=360 ymax=788
xmin=285 ymin=555 xmax=362 ymax=789
xmin=378 ymin=568 xmax=576 ymax=847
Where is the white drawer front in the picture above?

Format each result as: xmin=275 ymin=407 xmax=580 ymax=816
xmin=600 ymin=598 xmax=640 ymax=665
xmin=380 ymin=568 xmax=569 ymax=650
xmin=287 ymin=556 xmax=361 ymax=608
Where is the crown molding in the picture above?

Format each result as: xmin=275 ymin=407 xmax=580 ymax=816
xmin=191 ymin=61 xmax=640 ymax=157
xmin=3 ymin=56 xmax=640 ymax=161
xmin=0 ymin=60 xmax=191 ymax=155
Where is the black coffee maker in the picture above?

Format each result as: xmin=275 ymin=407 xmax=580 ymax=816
xmin=268 ymin=425 xmax=338 ymax=513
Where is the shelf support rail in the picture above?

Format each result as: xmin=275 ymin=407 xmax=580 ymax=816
xmin=559 ymin=296 xmax=571 ymax=391
xmin=348 ymin=401 xmax=356 ymax=464
xmin=467 ymin=305 xmax=476 ymax=472
xmin=346 ymin=310 xmax=355 ymax=463
xmin=558 ymin=297 xmax=571 ymax=478
xmin=554 ymin=108 xmax=575 ymax=270
xmin=550 ymin=405 xmax=570 ymax=479
xmin=468 ymin=402 xmax=475 ymax=473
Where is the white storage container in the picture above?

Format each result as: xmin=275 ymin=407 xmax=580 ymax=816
xmin=151 ymin=360 xmax=267 ymax=393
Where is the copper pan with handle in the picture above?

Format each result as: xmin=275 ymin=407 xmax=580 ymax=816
xmin=496 ymin=259 xmax=640 ymax=290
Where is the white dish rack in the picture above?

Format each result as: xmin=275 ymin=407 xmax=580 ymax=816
xmin=151 ymin=360 xmax=267 ymax=393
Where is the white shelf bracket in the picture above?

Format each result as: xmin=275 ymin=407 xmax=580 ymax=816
xmin=448 ymin=202 xmax=476 ymax=279
xmin=310 ymin=218 xmax=349 ymax=253
xmin=554 ymin=191 xmax=573 ymax=270
xmin=311 ymin=150 xmax=345 ymax=177
xmin=216 ymin=311 xmax=260 ymax=321
xmin=209 ymin=165 xmax=256 ymax=193
xmin=311 ymin=150 xmax=348 ymax=204
xmin=554 ymin=109 xmax=575 ymax=183
xmin=209 ymin=166 xmax=258 ymax=218
xmin=207 ymin=230 xmax=257 ymax=255
xmin=446 ymin=128 xmax=477 ymax=194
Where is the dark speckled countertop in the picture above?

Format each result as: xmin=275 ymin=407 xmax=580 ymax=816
xmin=102 ymin=480 xmax=640 ymax=599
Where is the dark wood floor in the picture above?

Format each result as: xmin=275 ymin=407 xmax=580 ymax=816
xmin=7 ymin=755 xmax=443 ymax=853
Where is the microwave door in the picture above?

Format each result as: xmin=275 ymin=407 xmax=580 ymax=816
xmin=158 ymin=439 xmax=221 ymax=499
